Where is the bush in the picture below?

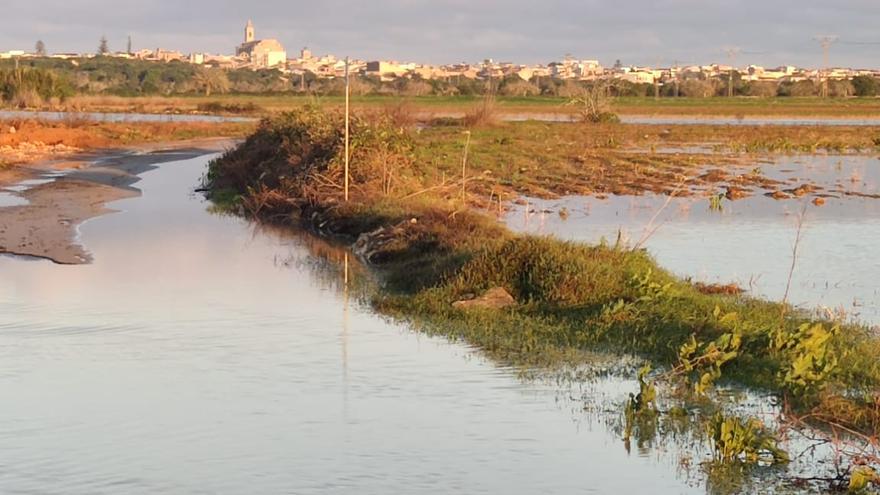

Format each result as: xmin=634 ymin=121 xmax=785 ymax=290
xmin=745 ymin=81 xmax=778 ymax=98
xmin=679 ymin=79 xmax=715 ymax=98
xmin=852 ymin=75 xmax=878 ymax=97
xmin=499 ymin=79 xmax=540 ymax=97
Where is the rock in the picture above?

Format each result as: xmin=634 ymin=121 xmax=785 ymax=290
xmin=766 ymin=190 xmax=791 ymax=200
xmin=724 ymin=186 xmax=750 ymax=201
xmin=8 ymin=126 xmax=15 ymax=134
xmin=452 ymin=287 xmax=516 ymax=310
xmin=812 ymin=197 xmax=826 ymax=206
xmin=786 ymin=184 xmax=817 ymax=197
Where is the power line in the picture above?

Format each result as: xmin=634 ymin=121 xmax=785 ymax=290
xmin=812 ymin=35 xmax=838 ymax=97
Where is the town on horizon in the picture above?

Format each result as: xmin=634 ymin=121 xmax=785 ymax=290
xmin=1 ymin=20 xmax=878 ymax=87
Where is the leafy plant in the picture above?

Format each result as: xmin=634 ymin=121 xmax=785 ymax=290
xmin=709 ymin=192 xmax=725 ymax=212
xmin=771 ymin=322 xmax=841 ymax=396
xmin=623 ymin=365 xmax=659 ymax=449
xmin=707 ymin=412 xmax=789 ymax=465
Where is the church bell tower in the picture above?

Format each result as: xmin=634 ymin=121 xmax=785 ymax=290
xmin=245 ymin=20 xmax=255 ymax=43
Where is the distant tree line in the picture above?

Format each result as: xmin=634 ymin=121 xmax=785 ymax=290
xmin=0 ymin=67 xmax=74 ymax=106
xmin=0 ymin=57 xmax=879 ymax=106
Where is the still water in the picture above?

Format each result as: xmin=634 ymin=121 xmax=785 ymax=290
xmin=0 ymin=155 xmax=699 ymax=494
xmin=0 ymin=110 xmax=252 ymax=123
xmin=507 ymin=154 xmax=880 ymax=326
xmin=4 ymin=109 xmax=880 ymax=127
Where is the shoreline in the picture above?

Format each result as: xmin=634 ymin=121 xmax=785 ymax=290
xmin=0 ymin=138 xmax=234 ymax=264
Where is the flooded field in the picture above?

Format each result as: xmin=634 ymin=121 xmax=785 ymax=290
xmin=507 ymin=153 xmax=880 ymax=326
xmin=0 ymin=154 xmax=704 ymax=494
xmin=5 ymin=109 xmax=880 ymax=127
xmin=0 ymin=110 xmax=252 ymax=123
xmin=2 ymin=148 xmax=877 ymax=493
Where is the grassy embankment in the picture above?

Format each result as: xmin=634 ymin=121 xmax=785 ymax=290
xmin=35 ymin=93 xmax=880 ymax=119
xmin=205 ymin=106 xmax=880 ymax=484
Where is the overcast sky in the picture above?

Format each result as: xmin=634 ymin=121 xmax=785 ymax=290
xmin=3 ymin=0 xmax=879 ymax=68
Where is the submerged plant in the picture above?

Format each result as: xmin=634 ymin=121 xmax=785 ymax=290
xmin=706 ymin=412 xmax=789 ymax=465
xmin=709 ymin=192 xmax=725 ymax=212
xmin=623 ymin=365 xmax=659 ymax=450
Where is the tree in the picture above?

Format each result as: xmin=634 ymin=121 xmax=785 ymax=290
xmin=35 ymin=40 xmax=46 ymax=57
xmin=565 ymin=80 xmax=620 ymax=123
xmin=499 ymin=78 xmax=540 ymax=97
xmin=852 ymin=75 xmax=879 ymax=97
xmin=191 ymin=67 xmax=229 ymax=96
xmin=828 ymin=79 xmax=855 ymax=98
xmin=98 ymin=36 xmax=109 ymax=55
xmin=679 ymin=79 xmax=715 ymax=98
xmin=745 ymin=81 xmax=778 ymax=98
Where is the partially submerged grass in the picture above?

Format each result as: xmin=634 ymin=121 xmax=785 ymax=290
xmin=205 ymin=106 xmax=880 ymax=485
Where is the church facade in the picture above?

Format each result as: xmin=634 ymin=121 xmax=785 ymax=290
xmin=236 ymin=20 xmax=287 ymax=69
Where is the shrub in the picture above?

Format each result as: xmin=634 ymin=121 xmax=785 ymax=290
xmin=679 ymin=79 xmax=715 ymax=98
xmin=852 ymin=75 xmax=879 ymax=97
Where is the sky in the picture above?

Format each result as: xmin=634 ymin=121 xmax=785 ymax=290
xmin=3 ymin=0 xmax=879 ymax=68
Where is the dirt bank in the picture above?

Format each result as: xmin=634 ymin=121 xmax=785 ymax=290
xmin=0 ymin=138 xmax=233 ymax=264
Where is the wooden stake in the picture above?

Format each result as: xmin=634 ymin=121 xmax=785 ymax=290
xmin=344 ymin=56 xmax=351 ymax=202
xmin=461 ymin=131 xmax=471 ymax=202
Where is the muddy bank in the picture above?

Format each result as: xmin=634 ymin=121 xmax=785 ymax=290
xmin=0 ymin=138 xmax=233 ymax=264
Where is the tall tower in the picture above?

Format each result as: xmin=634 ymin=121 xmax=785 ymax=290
xmin=245 ymin=20 xmax=255 ymax=43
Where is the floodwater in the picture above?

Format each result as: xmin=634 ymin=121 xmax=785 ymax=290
xmin=507 ymin=153 xmax=880 ymax=326
xmin=0 ymin=110 xmax=252 ymax=123
xmin=5 ymin=109 xmax=880 ymax=127
xmin=0 ymin=154 xmax=703 ymax=494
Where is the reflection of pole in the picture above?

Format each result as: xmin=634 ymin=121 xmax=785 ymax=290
xmin=342 ymin=252 xmax=350 ymax=418
xmin=344 ymin=57 xmax=351 ymax=202
xmin=342 ymin=254 xmax=350 ymax=381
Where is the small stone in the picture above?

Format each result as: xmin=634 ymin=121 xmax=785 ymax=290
xmin=766 ymin=190 xmax=791 ymax=200
xmin=8 ymin=126 xmax=15 ymax=134
xmin=725 ymin=186 xmax=750 ymax=201
xmin=812 ymin=197 xmax=826 ymax=206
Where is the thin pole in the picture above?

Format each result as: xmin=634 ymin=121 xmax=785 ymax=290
xmin=344 ymin=56 xmax=350 ymax=202
xmin=461 ymin=131 xmax=471 ymax=202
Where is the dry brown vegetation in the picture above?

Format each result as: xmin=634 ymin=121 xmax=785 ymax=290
xmin=0 ymin=118 xmax=253 ymax=169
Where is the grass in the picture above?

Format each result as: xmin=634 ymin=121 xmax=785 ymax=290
xmin=27 ymin=93 xmax=880 ymax=119
xmin=204 ymin=106 xmax=880 ymax=451
xmin=409 ymin=119 xmax=879 ymax=199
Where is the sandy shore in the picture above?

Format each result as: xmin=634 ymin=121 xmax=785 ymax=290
xmin=0 ymin=138 xmax=233 ymax=264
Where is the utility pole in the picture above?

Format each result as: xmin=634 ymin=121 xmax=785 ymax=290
xmin=724 ymin=47 xmax=740 ymax=98
xmin=344 ymin=56 xmax=350 ymax=202
xmin=673 ymin=60 xmax=682 ymax=98
xmin=653 ymin=56 xmax=662 ymax=100
xmin=813 ymin=35 xmax=838 ymax=97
